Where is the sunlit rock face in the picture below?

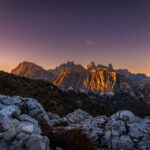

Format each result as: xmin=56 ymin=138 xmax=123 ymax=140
xmin=84 ymin=68 xmax=117 ymax=93
xmin=50 ymin=61 xmax=86 ymax=90
xmin=50 ymin=61 xmax=85 ymax=76
xmin=53 ymin=69 xmax=71 ymax=87
xmin=84 ymin=62 xmax=117 ymax=93
xmin=11 ymin=61 xmax=118 ymax=94
xmin=53 ymin=62 xmax=117 ymax=93
xmin=86 ymin=61 xmax=96 ymax=71
xmin=53 ymin=68 xmax=86 ymax=90
xmin=11 ymin=61 xmax=51 ymax=80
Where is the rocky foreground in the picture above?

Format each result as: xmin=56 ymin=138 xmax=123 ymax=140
xmin=0 ymin=95 xmax=150 ymax=150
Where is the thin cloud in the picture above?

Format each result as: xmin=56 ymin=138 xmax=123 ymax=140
xmin=85 ymin=39 xmax=95 ymax=46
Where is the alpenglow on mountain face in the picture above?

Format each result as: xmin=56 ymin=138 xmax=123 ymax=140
xmin=11 ymin=61 xmax=51 ymax=80
xmin=11 ymin=61 xmax=148 ymax=94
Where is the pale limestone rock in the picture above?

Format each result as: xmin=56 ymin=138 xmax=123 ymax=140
xmin=20 ymin=114 xmax=38 ymax=125
xmin=0 ymin=105 xmax=21 ymax=117
xmin=64 ymin=109 xmax=93 ymax=124
xmin=0 ymin=94 xmax=51 ymax=150
xmin=119 ymin=135 xmax=134 ymax=150
xmin=0 ymin=116 xmax=14 ymax=131
xmin=17 ymin=122 xmax=34 ymax=134
xmin=111 ymin=110 xmax=136 ymax=122
xmin=3 ymin=128 xmax=17 ymax=141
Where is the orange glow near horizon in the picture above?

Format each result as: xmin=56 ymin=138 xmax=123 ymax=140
xmin=0 ymin=61 xmax=150 ymax=77
xmin=0 ymin=65 xmax=11 ymax=73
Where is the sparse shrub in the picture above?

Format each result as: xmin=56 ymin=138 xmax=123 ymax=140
xmin=39 ymin=119 xmax=94 ymax=150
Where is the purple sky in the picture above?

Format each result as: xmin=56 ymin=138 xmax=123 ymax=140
xmin=0 ymin=0 xmax=150 ymax=75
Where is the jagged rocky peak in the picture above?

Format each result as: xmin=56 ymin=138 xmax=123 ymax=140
xmin=84 ymin=68 xmax=117 ymax=93
xmin=97 ymin=64 xmax=108 ymax=69
xmin=116 ymin=68 xmax=148 ymax=84
xmin=53 ymin=61 xmax=117 ymax=93
xmin=108 ymin=63 xmax=114 ymax=71
xmin=12 ymin=61 xmax=44 ymax=73
xmin=86 ymin=61 xmax=96 ymax=71
xmin=56 ymin=61 xmax=85 ymax=73
xmin=60 ymin=61 xmax=76 ymax=69
xmin=53 ymin=68 xmax=86 ymax=90
xmin=51 ymin=61 xmax=86 ymax=90
xmin=85 ymin=62 xmax=117 ymax=93
xmin=11 ymin=61 xmax=118 ymax=93
xmin=117 ymin=68 xmax=130 ymax=75
xmin=65 ymin=61 xmax=78 ymax=67
xmin=11 ymin=61 xmax=50 ymax=80
xmin=87 ymin=62 xmax=114 ymax=71
xmin=50 ymin=61 xmax=85 ymax=79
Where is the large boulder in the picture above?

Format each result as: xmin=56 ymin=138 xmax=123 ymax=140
xmin=111 ymin=110 xmax=136 ymax=122
xmin=0 ymin=95 xmax=51 ymax=150
xmin=0 ymin=105 xmax=21 ymax=117
xmin=64 ymin=109 xmax=93 ymax=124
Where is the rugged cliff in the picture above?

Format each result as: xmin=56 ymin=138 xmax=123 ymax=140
xmin=84 ymin=62 xmax=117 ymax=93
xmin=11 ymin=61 xmax=52 ymax=80
xmin=11 ymin=61 xmax=118 ymax=94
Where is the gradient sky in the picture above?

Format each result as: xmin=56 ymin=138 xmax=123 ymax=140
xmin=0 ymin=0 xmax=150 ymax=75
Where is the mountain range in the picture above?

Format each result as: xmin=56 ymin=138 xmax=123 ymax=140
xmin=11 ymin=61 xmax=149 ymax=94
xmin=1 ymin=63 xmax=150 ymax=149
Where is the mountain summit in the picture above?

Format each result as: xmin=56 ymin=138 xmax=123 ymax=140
xmin=11 ymin=61 xmax=51 ymax=80
xmin=11 ymin=61 xmax=148 ymax=94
